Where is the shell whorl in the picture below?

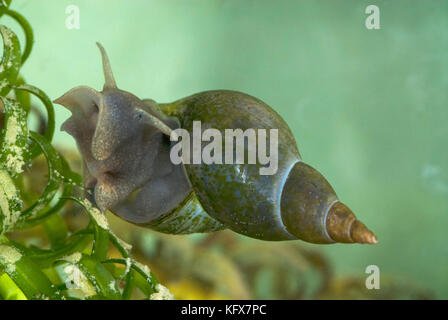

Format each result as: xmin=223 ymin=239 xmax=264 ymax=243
xmin=326 ymin=201 xmax=377 ymax=244
xmin=280 ymin=161 xmax=377 ymax=244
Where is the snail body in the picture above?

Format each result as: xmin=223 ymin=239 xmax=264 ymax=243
xmin=54 ymin=44 xmax=377 ymax=244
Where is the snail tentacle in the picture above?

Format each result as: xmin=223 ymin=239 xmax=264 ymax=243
xmin=96 ymin=42 xmax=117 ymax=89
xmin=134 ymin=108 xmax=176 ymax=139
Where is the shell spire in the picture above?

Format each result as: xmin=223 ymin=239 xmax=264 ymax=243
xmin=96 ymin=42 xmax=117 ymax=89
xmin=326 ymin=201 xmax=378 ymax=244
xmin=280 ymin=161 xmax=378 ymax=244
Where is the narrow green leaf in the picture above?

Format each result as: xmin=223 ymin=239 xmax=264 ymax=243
xmin=0 ymin=168 xmax=23 ymax=234
xmin=12 ymin=85 xmax=55 ymax=158
xmin=0 ymin=25 xmax=21 ymax=96
xmin=22 ymin=153 xmax=81 ymax=228
xmin=43 ymin=213 xmax=68 ymax=248
xmin=2 ymin=9 xmax=34 ymax=64
xmin=0 ymin=0 xmax=12 ymax=14
xmin=0 ymin=243 xmax=60 ymax=299
xmin=20 ymin=132 xmax=62 ymax=220
xmin=65 ymin=197 xmax=111 ymax=261
xmin=102 ymin=258 xmax=157 ymax=297
xmin=28 ymin=234 xmax=92 ymax=269
xmin=0 ymin=273 xmax=27 ymax=300
xmin=0 ymin=96 xmax=28 ymax=177
xmin=12 ymin=76 xmax=31 ymax=113
xmin=121 ymin=269 xmax=135 ymax=300
xmin=59 ymin=254 xmax=121 ymax=300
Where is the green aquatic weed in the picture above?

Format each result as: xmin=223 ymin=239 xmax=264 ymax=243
xmin=0 ymin=2 xmax=168 ymax=300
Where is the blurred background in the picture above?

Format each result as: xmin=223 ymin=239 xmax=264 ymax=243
xmin=4 ymin=0 xmax=447 ymax=298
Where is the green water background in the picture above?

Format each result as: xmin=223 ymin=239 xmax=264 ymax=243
xmin=6 ymin=0 xmax=448 ymax=298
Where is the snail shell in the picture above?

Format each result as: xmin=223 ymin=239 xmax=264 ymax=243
xmin=54 ymin=43 xmax=377 ymax=245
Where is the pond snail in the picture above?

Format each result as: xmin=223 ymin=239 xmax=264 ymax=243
xmin=54 ymin=43 xmax=377 ymax=245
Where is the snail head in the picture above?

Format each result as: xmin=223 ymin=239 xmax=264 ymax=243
xmin=54 ymin=43 xmax=178 ymax=212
